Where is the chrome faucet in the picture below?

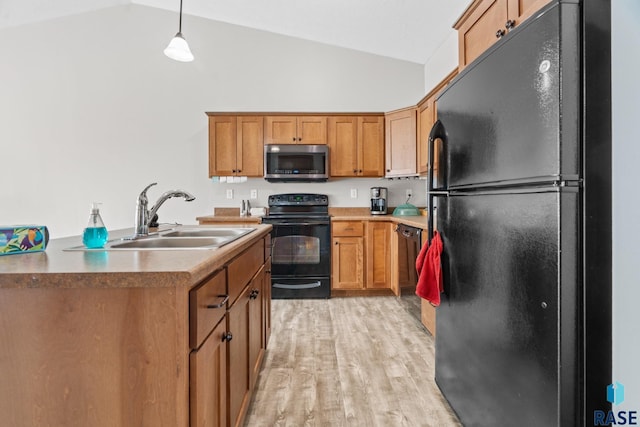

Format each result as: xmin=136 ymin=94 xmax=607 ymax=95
xmin=133 ymin=182 xmax=195 ymax=238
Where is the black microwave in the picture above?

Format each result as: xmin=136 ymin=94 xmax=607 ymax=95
xmin=264 ymin=144 xmax=329 ymax=182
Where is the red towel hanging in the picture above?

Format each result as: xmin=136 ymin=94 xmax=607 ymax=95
xmin=415 ymin=231 xmax=444 ymax=306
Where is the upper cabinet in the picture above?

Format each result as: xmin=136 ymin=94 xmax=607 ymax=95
xmin=417 ymin=99 xmax=436 ymax=177
xmin=385 ymin=107 xmax=417 ymax=178
xmin=208 ymin=115 xmax=264 ymax=177
xmin=264 ymin=116 xmax=327 ymax=145
xmin=454 ymin=0 xmax=551 ymax=69
xmin=417 ymin=69 xmax=458 ymax=177
xmin=328 ymin=115 xmax=384 ymax=177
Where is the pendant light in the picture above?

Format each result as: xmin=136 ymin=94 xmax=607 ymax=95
xmin=164 ymin=0 xmax=194 ymax=62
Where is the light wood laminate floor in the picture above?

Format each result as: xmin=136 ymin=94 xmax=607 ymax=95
xmin=244 ymin=296 xmax=462 ymax=426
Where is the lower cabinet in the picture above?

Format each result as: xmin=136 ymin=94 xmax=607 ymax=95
xmin=190 ymin=237 xmax=269 ymax=427
xmin=190 ymin=319 xmax=228 ymax=427
xmin=332 ymin=221 xmax=365 ymax=289
xmin=331 ymin=220 xmax=391 ymax=292
xmin=365 ymin=222 xmax=392 ymax=289
xmin=227 ymin=285 xmax=252 ymax=427
xmin=248 ymin=265 xmax=266 ymax=390
xmin=0 ymin=234 xmax=271 ymax=427
xmin=263 ymin=258 xmax=272 ymax=348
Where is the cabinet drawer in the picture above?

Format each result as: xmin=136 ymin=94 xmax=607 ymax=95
xmin=228 ymin=239 xmax=265 ymax=305
xmin=190 ymin=269 xmax=227 ymax=349
xmin=332 ymin=221 xmax=363 ymax=237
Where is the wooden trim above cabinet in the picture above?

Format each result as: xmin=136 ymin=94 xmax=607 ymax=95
xmin=453 ymin=0 xmax=489 ymax=29
xmin=416 ymin=68 xmax=459 ymax=107
xmin=206 ymin=112 xmax=384 ymax=117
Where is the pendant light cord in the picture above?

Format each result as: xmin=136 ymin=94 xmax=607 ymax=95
xmin=178 ymin=0 xmax=183 ymax=33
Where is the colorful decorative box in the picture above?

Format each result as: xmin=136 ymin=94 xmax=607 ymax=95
xmin=0 ymin=226 xmax=49 ymax=255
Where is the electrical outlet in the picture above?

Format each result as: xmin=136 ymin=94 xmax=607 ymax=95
xmin=350 ymin=188 xmax=358 ymax=198
xmin=250 ymin=189 xmax=258 ymax=199
xmin=226 ymin=189 xmax=233 ymax=199
xmin=406 ymin=189 xmax=412 ymax=199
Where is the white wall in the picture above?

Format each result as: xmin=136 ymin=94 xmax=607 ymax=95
xmin=216 ymin=177 xmax=426 ymax=213
xmin=612 ymin=0 xmax=640 ymax=410
xmin=0 ymin=5 xmax=424 ymax=238
xmin=423 ymin=31 xmax=459 ymax=93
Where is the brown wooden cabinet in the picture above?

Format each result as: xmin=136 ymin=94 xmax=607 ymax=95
xmin=227 ymin=284 xmax=251 ymax=427
xmin=417 ymin=69 xmax=458 ymax=177
xmin=365 ymin=222 xmax=392 ymax=289
xmin=328 ymin=115 xmax=385 ymax=177
xmin=264 ymin=116 xmax=327 ymax=145
xmin=417 ymin=98 xmax=436 ymax=177
xmin=226 ymin=238 xmax=266 ymax=427
xmin=226 ymin=264 xmax=267 ymax=427
xmin=248 ymin=265 xmax=266 ymax=390
xmin=331 ymin=221 xmax=365 ymax=290
xmin=190 ymin=318 xmax=228 ymax=427
xmin=208 ymin=115 xmax=264 ymax=177
xmin=454 ymin=0 xmax=551 ymax=69
xmin=0 ymin=232 xmax=271 ymax=427
xmin=189 ymin=237 xmax=267 ymax=427
xmin=262 ymin=257 xmax=272 ymax=349
xmin=385 ymin=107 xmax=417 ymax=177
xmin=331 ymin=221 xmax=392 ymax=292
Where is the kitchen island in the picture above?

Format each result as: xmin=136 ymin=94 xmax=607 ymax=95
xmin=0 ymin=224 xmax=272 ymax=427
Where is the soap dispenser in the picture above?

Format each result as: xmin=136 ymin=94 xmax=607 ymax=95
xmin=83 ymin=202 xmax=109 ymax=248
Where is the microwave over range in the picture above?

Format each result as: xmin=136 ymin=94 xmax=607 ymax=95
xmin=264 ymin=144 xmax=329 ymax=182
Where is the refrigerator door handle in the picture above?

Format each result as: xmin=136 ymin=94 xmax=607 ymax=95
xmin=427 ymin=120 xmax=448 ymax=244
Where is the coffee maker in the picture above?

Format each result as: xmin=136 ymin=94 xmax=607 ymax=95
xmin=370 ymin=187 xmax=388 ymax=215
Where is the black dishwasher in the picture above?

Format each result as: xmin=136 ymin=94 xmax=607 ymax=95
xmin=395 ymin=223 xmax=422 ymax=321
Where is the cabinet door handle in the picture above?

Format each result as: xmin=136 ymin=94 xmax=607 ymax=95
xmin=206 ymin=294 xmax=229 ymax=309
xmin=222 ymin=332 xmax=233 ymax=342
xmin=505 ymin=19 xmax=516 ymax=30
xmin=335 ymin=241 xmax=339 ymax=245
xmin=496 ymin=29 xmax=506 ymax=38
xmin=353 ymin=169 xmax=357 ymax=173
xmin=249 ymin=289 xmax=260 ymax=299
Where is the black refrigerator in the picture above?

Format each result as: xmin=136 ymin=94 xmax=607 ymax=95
xmin=427 ymin=1 xmax=611 ymax=426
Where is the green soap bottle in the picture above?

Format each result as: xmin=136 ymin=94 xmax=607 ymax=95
xmin=83 ymin=202 xmax=109 ymax=249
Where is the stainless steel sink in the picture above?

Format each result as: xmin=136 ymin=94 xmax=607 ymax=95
xmin=160 ymin=228 xmax=255 ymax=238
xmin=110 ymin=236 xmax=228 ymax=249
xmin=64 ymin=227 xmax=256 ymax=251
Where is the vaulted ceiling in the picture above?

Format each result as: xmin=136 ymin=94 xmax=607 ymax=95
xmin=0 ymin=0 xmax=470 ymax=64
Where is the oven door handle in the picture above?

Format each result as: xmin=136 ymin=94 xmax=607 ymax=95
xmin=273 ymin=281 xmax=322 ymax=289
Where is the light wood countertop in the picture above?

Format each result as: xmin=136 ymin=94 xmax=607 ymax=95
xmin=197 ymin=208 xmax=430 ymax=230
xmin=331 ymin=214 xmax=429 ymax=230
xmin=0 ymin=224 xmax=272 ymax=289
xmin=328 ymin=207 xmax=429 ymax=229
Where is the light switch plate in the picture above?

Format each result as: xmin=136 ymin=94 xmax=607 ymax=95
xmin=226 ymin=189 xmax=233 ymax=199
xmin=350 ymin=188 xmax=357 ymax=198
xmin=250 ymin=189 xmax=258 ymax=199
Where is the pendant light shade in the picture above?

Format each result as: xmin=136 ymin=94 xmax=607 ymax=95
xmin=164 ymin=0 xmax=194 ymax=62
